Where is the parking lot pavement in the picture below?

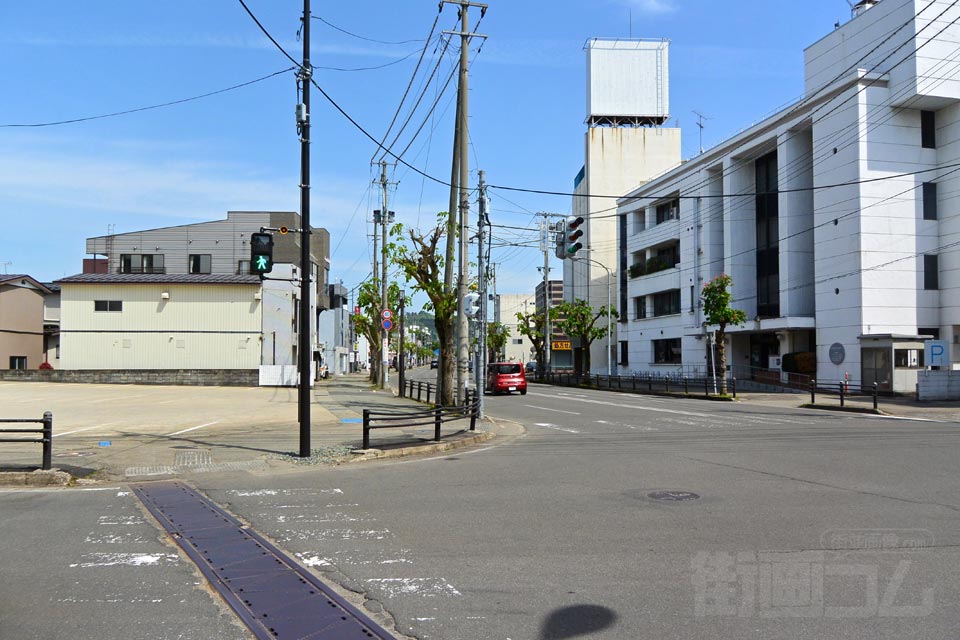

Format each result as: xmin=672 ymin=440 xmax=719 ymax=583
xmin=0 ymin=373 xmax=492 ymax=483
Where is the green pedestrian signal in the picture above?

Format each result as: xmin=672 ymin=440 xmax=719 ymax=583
xmin=250 ymin=233 xmax=274 ymax=276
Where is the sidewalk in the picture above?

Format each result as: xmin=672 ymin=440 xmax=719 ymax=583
xmin=0 ymin=372 xmax=494 ymax=485
xmin=736 ymin=390 xmax=960 ymax=422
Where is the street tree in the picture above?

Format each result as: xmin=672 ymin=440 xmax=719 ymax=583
xmin=515 ymin=310 xmax=546 ymax=378
xmin=701 ymin=273 xmax=747 ymax=395
xmin=391 ymin=219 xmax=458 ymax=406
xmin=486 ymin=322 xmax=510 ymax=363
xmin=353 ymin=279 xmax=402 ymax=385
xmin=551 ymin=299 xmax=619 ymax=375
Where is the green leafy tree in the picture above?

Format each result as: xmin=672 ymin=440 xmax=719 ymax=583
xmin=391 ymin=219 xmax=458 ymax=405
xmin=552 ymin=299 xmax=619 ymax=375
xmin=701 ymin=273 xmax=747 ymax=395
xmin=515 ymin=310 xmax=546 ymax=379
xmin=354 ymin=279 xmax=402 ymax=385
xmin=486 ymin=322 xmax=510 ymax=363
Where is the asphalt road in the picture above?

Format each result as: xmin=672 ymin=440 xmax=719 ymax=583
xmin=196 ymin=380 xmax=960 ymax=639
xmin=3 ymin=378 xmax=959 ymax=639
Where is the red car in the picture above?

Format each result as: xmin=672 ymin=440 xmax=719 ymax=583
xmin=485 ymin=362 xmax=527 ymax=395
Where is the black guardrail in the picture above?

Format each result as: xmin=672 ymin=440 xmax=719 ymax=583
xmin=361 ymin=392 xmax=479 ymax=450
xmin=403 ymin=379 xmax=438 ymax=404
xmin=545 ymin=371 xmax=738 ymax=398
xmin=0 ymin=411 xmax=53 ymax=470
xmin=809 ymin=380 xmax=880 ymax=410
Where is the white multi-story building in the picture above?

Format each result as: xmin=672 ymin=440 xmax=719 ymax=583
xmin=497 ymin=293 xmax=536 ymax=363
xmin=565 ymin=38 xmax=681 ymax=375
xmin=618 ymin=0 xmax=960 ymax=392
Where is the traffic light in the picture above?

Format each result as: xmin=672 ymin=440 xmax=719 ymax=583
xmin=250 ymin=233 xmax=274 ymax=276
xmin=554 ymin=219 xmax=568 ymax=260
xmin=464 ymin=293 xmax=481 ymax=318
xmin=566 ymin=216 xmax=585 ymax=256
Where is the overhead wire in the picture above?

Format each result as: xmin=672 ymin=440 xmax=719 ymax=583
xmin=311 ymin=14 xmax=426 ymax=46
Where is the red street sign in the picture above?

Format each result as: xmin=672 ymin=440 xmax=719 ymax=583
xmin=381 ymin=309 xmax=393 ymax=320
xmin=382 ymin=318 xmax=393 ymax=331
xmin=354 ymin=306 xmax=360 ymax=315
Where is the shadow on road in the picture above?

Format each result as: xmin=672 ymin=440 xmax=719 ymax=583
xmin=539 ymin=604 xmax=618 ymax=639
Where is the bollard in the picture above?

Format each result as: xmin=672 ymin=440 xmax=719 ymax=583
xmin=470 ymin=400 xmax=477 ymax=431
xmin=417 ymin=382 xmax=422 ymax=402
xmin=434 ymin=407 xmax=443 ymax=441
xmin=665 ymin=377 xmax=670 ymax=393
xmin=810 ymin=379 xmax=816 ymax=404
xmin=839 ymin=382 xmax=845 ymax=407
xmin=705 ymin=373 xmax=709 ymax=396
xmin=873 ymin=382 xmax=878 ymax=410
xmin=426 ymin=385 xmax=432 ymax=404
xmin=42 ymin=411 xmax=53 ymax=471
xmin=732 ymin=377 xmax=737 ymax=399
xmin=362 ymin=409 xmax=371 ymax=450
xmin=684 ymin=376 xmax=688 ymax=395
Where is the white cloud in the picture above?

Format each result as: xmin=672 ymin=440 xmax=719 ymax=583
xmin=621 ymin=0 xmax=678 ymax=15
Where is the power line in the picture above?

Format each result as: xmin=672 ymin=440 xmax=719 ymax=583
xmin=0 ymin=67 xmax=295 ymax=128
xmin=314 ymin=48 xmax=426 ymax=72
xmin=236 ymin=0 xmax=302 ymax=69
xmin=311 ymin=14 xmax=427 ymax=46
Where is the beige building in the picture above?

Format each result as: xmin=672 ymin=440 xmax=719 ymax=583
xmin=0 ymin=275 xmax=50 ymax=370
xmin=497 ymin=293 xmax=535 ymax=363
xmin=56 ymin=274 xmax=262 ymax=370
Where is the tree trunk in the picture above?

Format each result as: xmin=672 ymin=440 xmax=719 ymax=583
xmin=582 ymin=342 xmax=592 ymax=375
xmin=434 ymin=314 xmax=456 ymax=406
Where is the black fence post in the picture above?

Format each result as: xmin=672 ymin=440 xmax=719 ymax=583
xmin=362 ymin=409 xmax=371 ymax=450
xmin=41 ymin=411 xmax=52 ymax=471
xmin=810 ymin=379 xmax=816 ymax=404
xmin=839 ymin=382 xmax=845 ymax=407
xmin=732 ymin=377 xmax=737 ymax=399
xmin=648 ymin=376 xmax=653 ymax=393
xmin=434 ymin=407 xmax=442 ymax=441
xmin=470 ymin=400 xmax=477 ymax=431
xmin=705 ymin=373 xmax=709 ymax=396
xmin=427 ymin=385 xmax=432 ymax=404
xmin=684 ymin=376 xmax=688 ymax=395
xmin=665 ymin=377 xmax=670 ymax=393
xmin=873 ymin=382 xmax=878 ymax=410
xmin=618 ymin=375 xmax=622 ymax=390
xmin=417 ymin=382 xmax=422 ymax=402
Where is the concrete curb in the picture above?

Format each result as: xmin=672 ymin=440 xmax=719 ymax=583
xmin=798 ymin=403 xmax=889 ymax=416
xmin=346 ymin=429 xmax=496 ymax=463
xmin=0 ymin=469 xmax=73 ymax=487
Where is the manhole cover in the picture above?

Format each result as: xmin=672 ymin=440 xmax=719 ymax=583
xmin=648 ymin=490 xmax=700 ymax=502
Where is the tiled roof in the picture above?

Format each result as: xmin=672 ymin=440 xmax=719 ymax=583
xmin=0 ymin=274 xmax=53 ymax=293
xmin=55 ymin=273 xmax=262 ymax=285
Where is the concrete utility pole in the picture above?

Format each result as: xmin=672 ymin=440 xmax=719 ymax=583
xmin=379 ymin=160 xmax=390 ymax=390
xmin=443 ymin=0 xmax=487 ymax=406
xmin=540 ymin=216 xmax=552 ymax=375
xmin=297 ymin=0 xmax=312 ymax=458
xmin=476 ymin=170 xmax=488 ymax=414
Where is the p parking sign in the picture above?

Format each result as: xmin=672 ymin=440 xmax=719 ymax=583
xmin=925 ymin=340 xmax=950 ymax=367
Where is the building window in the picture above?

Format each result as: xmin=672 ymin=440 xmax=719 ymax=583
xmin=94 ymin=300 xmax=123 ymax=312
xmin=653 ymin=338 xmax=682 ymax=364
xmin=619 ymin=341 xmax=629 ymax=366
xmin=921 ymin=110 xmax=936 ymax=149
xmin=238 ymin=259 xmax=251 ymax=274
xmin=755 ymin=150 xmax=780 ymax=318
xmin=653 ymin=290 xmax=681 ymax=317
xmin=512 ymin=338 xmax=524 ymax=345
xmin=655 ymin=198 xmax=679 ymax=225
xmin=656 ymin=243 xmax=679 ymax=267
xmin=632 ymin=210 xmax=646 ymax=234
xmin=189 ymin=254 xmax=212 ymax=274
xmin=633 ymin=296 xmax=646 ymax=320
xmin=119 ymin=254 xmax=164 ymax=274
xmin=923 ymin=182 xmax=937 ymax=220
xmin=9 ymin=356 xmax=27 ymax=370
xmin=894 ymin=349 xmax=923 ymax=368
xmin=924 ymin=254 xmax=939 ymax=290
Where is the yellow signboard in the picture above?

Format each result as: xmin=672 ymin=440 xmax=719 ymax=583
xmin=551 ymin=341 xmax=571 ymax=351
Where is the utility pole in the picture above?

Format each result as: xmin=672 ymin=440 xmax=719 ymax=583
xmin=398 ymin=292 xmax=406 ymax=397
xmin=542 ymin=218 xmax=552 ymax=375
xmin=296 ymin=0 xmax=312 ymax=458
xmin=476 ymin=170 xmax=487 ymax=415
xmin=444 ymin=0 xmax=487 ymax=406
xmin=379 ymin=160 xmax=390 ymax=390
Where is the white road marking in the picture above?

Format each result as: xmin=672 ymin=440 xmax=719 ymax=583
xmin=524 ymin=404 xmax=581 ymax=415
xmin=69 ymin=553 xmax=179 ymax=568
xmin=527 ymin=392 xmax=712 ymax=418
xmin=53 ymin=424 xmax=114 ymax=438
xmin=366 ymin=577 xmax=462 ymax=598
xmin=534 ymin=423 xmax=580 ymax=434
xmin=166 ymin=421 xmax=219 ymax=436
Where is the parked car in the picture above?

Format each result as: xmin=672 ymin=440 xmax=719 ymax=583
xmin=485 ymin=362 xmax=527 ymax=395
xmin=430 ymin=359 xmax=439 ymax=369
xmin=525 ymin=361 xmax=538 ymax=374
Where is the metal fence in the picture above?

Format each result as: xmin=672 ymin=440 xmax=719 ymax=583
xmin=0 ymin=411 xmax=53 ymax=470
xmin=361 ymin=393 xmax=479 ymax=450
xmin=403 ymin=379 xmax=439 ymax=404
xmin=809 ymin=380 xmax=880 ymax=410
xmin=545 ymin=371 xmax=738 ymax=398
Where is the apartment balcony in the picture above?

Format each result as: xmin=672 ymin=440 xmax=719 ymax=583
xmin=628 ymin=264 xmax=681 ymax=298
xmin=629 ymin=218 xmax=680 ymax=250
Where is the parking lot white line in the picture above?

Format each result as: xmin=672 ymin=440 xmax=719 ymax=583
xmin=166 ymin=421 xmax=219 ymax=436
xmin=53 ymin=425 xmax=104 ymax=438
xmin=527 ymin=392 xmax=712 ymax=418
xmin=524 ymin=404 xmax=581 ymax=415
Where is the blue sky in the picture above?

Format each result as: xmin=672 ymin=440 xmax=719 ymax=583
xmin=1 ymin=0 xmax=853 ymax=302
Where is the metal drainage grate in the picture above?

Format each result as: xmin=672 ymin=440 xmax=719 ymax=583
xmin=648 ymin=490 xmax=700 ymax=502
xmin=131 ymin=481 xmax=391 ymax=640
